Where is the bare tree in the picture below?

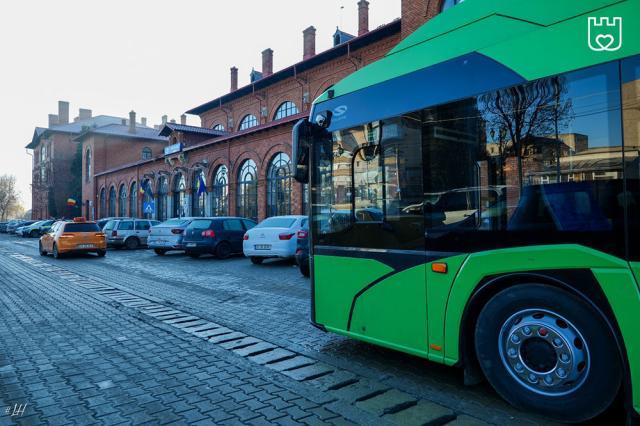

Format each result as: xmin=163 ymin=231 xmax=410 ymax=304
xmin=0 ymin=175 xmax=20 ymax=221
xmin=479 ymin=76 xmax=573 ymax=187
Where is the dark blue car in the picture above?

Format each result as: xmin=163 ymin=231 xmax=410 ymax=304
xmin=183 ymin=217 xmax=256 ymax=259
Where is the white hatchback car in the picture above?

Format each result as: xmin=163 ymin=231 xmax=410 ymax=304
xmin=242 ymin=215 xmax=306 ymax=264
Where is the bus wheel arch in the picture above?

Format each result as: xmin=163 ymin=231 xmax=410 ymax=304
xmin=459 ymin=271 xmax=630 ymax=416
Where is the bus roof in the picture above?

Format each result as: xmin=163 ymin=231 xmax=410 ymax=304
xmin=314 ymin=0 xmax=639 ymax=106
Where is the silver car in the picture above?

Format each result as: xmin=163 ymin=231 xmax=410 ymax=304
xmin=147 ymin=217 xmax=194 ymax=255
xmin=103 ymin=219 xmax=160 ymax=249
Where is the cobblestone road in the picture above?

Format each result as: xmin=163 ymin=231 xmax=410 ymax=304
xmin=0 ymin=234 xmax=562 ymax=425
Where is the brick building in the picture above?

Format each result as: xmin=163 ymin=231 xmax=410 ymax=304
xmin=83 ymin=0 xmax=445 ymax=222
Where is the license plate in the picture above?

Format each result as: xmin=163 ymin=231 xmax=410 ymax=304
xmin=254 ymin=244 xmax=271 ymax=250
xmin=186 ymin=243 xmax=197 ymax=248
xmin=77 ymin=244 xmax=94 ymax=249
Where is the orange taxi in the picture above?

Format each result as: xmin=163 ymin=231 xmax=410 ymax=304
xmin=39 ymin=217 xmax=107 ymax=259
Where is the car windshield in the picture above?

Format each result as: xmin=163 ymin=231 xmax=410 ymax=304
xmin=256 ymin=217 xmax=296 ymax=228
xmin=162 ymin=219 xmax=190 ymax=227
xmin=64 ymin=223 xmax=100 ymax=233
xmin=188 ymin=219 xmax=213 ymax=230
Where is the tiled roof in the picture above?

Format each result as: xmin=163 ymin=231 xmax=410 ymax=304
xmin=74 ymin=124 xmax=168 ymax=142
xmin=26 ymin=115 xmax=124 ymax=149
xmin=158 ymin=123 xmax=227 ymax=138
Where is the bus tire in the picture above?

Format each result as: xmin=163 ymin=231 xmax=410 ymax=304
xmin=474 ymin=284 xmax=621 ymax=423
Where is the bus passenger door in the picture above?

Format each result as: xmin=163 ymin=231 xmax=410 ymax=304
xmin=314 ymin=116 xmax=429 ymax=357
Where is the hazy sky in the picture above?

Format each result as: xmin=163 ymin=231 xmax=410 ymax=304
xmin=0 ymin=0 xmax=400 ymax=210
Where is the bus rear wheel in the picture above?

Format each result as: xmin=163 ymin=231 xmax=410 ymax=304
xmin=474 ymin=284 xmax=621 ymax=423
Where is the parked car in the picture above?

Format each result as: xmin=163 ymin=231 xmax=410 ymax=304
xmin=0 ymin=222 xmax=7 ymax=233
xmin=103 ymin=219 xmax=160 ymax=249
xmin=243 ymin=215 xmax=306 ymax=264
xmin=295 ymin=218 xmax=310 ymax=277
xmin=3 ymin=220 xmax=21 ymax=233
xmin=39 ymin=218 xmax=106 ymax=259
xmin=183 ymin=217 xmax=256 ymax=259
xmin=97 ymin=217 xmax=131 ymax=230
xmin=19 ymin=220 xmax=55 ymax=238
xmin=148 ymin=217 xmax=195 ymax=255
xmin=10 ymin=220 xmax=36 ymax=235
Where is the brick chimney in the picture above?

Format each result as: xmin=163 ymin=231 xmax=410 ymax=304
xmin=129 ymin=111 xmax=136 ymax=134
xmin=78 ymin=108 xmax=92 ymax=120
xmin=303 ymin=26 xmax=316 ymax=60
xmin=58 ymin=101 xmax=70 ymax=125
xmin=48 ymin=114 xmax=59 ymax=128
xmin=180 ymin=114 xmax=187 ymax=125
xmin=358 ymin=0 xmax=369 ymax=36
xmin=262 ymin=48 xmax=274 ymax=77
xmin=141 ymin=117 xmax=147 ymax=127
xmin=230 ymin=67 xmax=238 ymax=92
xmin=401 ymin=0 xmax=440 ymax=39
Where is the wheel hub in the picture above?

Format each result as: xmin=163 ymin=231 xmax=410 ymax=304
xmin=499 ymin=309 xmax=590 ymax=396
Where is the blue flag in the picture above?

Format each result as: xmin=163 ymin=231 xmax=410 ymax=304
xmin=197 ymin=174 xmax=207 ymax=196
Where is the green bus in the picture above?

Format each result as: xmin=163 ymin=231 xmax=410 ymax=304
xmin=292 ymin=0 xmax=640 ymax=422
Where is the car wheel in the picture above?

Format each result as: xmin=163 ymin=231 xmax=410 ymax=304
xmin=53 ymin=244 xmax=61 ymax=259
xmin=154 ymin=249 xmax=167 ymax=256
xmin=250 ymin=256 xmax=264 ymax=265
xmin=125 ymin=237 xmax=139 ymax=250
xmin=474 ymin=284 xmax=621 ymax=423
xmin=97 ymin=250 xmax=106 ymax=257
xmin=216 ymin=242 xmax=232 ymax=260
xmin=39 ymin=242 xmax=47 ymax=257
xmin=187 ymin=252 xmax=200 ymax=259
xmin=30 ymin=230 xmax=39 ymax=238
xmin=299 ymin=259 xmax=310 ymax=277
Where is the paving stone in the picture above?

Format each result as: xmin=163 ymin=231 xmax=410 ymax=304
xmin=306 ymin=370 xmax=358 ymax=391
xmin=330 ymin=379 xmax=390 ymax=404
xmin=282 ymin=363 xmax=335 ymax=381
xmin=233 ymin=342 xmax=277 ymax=357
xmin=384 ymin=400 xmax=455 ymax=426
xmin=163 ymin=315 xmax=201 ymax=325
xmin=184 ymin=323 xmax=221 ymax=334
xmin=248 ymin=348 xmax=296 ymax=365
xmin=219 ymin=337 xmax=262 ymax=350
xmin=175 ymin=319 xmax=210 ymax=330
xmin=266 ymin=356 xmax=316 ymax=372
xmin=445 ymin=415 xmax=492 ymax=426
xmin=355 ymin=389 xmax=417 ymax=417
xmin=208 ymin=331 xmax=247 ymax=344
xmin=195 ymin=327 xmax=233 ymax=339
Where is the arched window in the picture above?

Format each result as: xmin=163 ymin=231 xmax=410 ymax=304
xmin=236 ymin=160 xmax=258 ymax=221
xmin=118 ymin=184 xmax=127 ymax=217
xmin=157 ymin=176 xmax=168 ymax=221
xmin=212 ymin=165 xmax=229 ymax=216
xmin=85 ymin=149 xmax=92 ymax=183
xmin=441 ymin=0 xmax=464 ymax=11
xmin=99 ymin=187 xmax=106 ymax=218
xmin=266 ymin=153 xmax=292 ymax=217
xmin=273 ymin=102 xmax=299 ymax=120
xmin=129 ymin=182 xmax=138 ymax=218
xmin=238 ymin=114 xmax=258 ymax=131
xmin=213 ymin=124 xmax=225 ymax=132
xmin=108 ymin=186 xmax=116 ymax=217
xmin=142 ymin=147 xmax=152 ymax=160
xmin=192 ymin=170 xmax=207 ymax=217
xmin=173 ymin=173 xmax=187 ymax=218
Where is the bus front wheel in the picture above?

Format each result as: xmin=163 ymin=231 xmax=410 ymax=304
xmin=474 ymin=284 xmax=621 ymax=423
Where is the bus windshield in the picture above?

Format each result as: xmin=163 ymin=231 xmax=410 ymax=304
xmin=311 ymin=60 xmax=627 ymax=257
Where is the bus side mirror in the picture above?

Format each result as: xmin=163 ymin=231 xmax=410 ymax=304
xmin=292 ymin=119 xmax=311 ymax=183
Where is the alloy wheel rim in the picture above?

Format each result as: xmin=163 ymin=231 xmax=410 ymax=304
xmin=498 ymin=308 xmax=590 ymax=396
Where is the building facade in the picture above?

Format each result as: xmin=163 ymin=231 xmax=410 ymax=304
xmin=86 ymin=0 xmax=447 ymax=223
